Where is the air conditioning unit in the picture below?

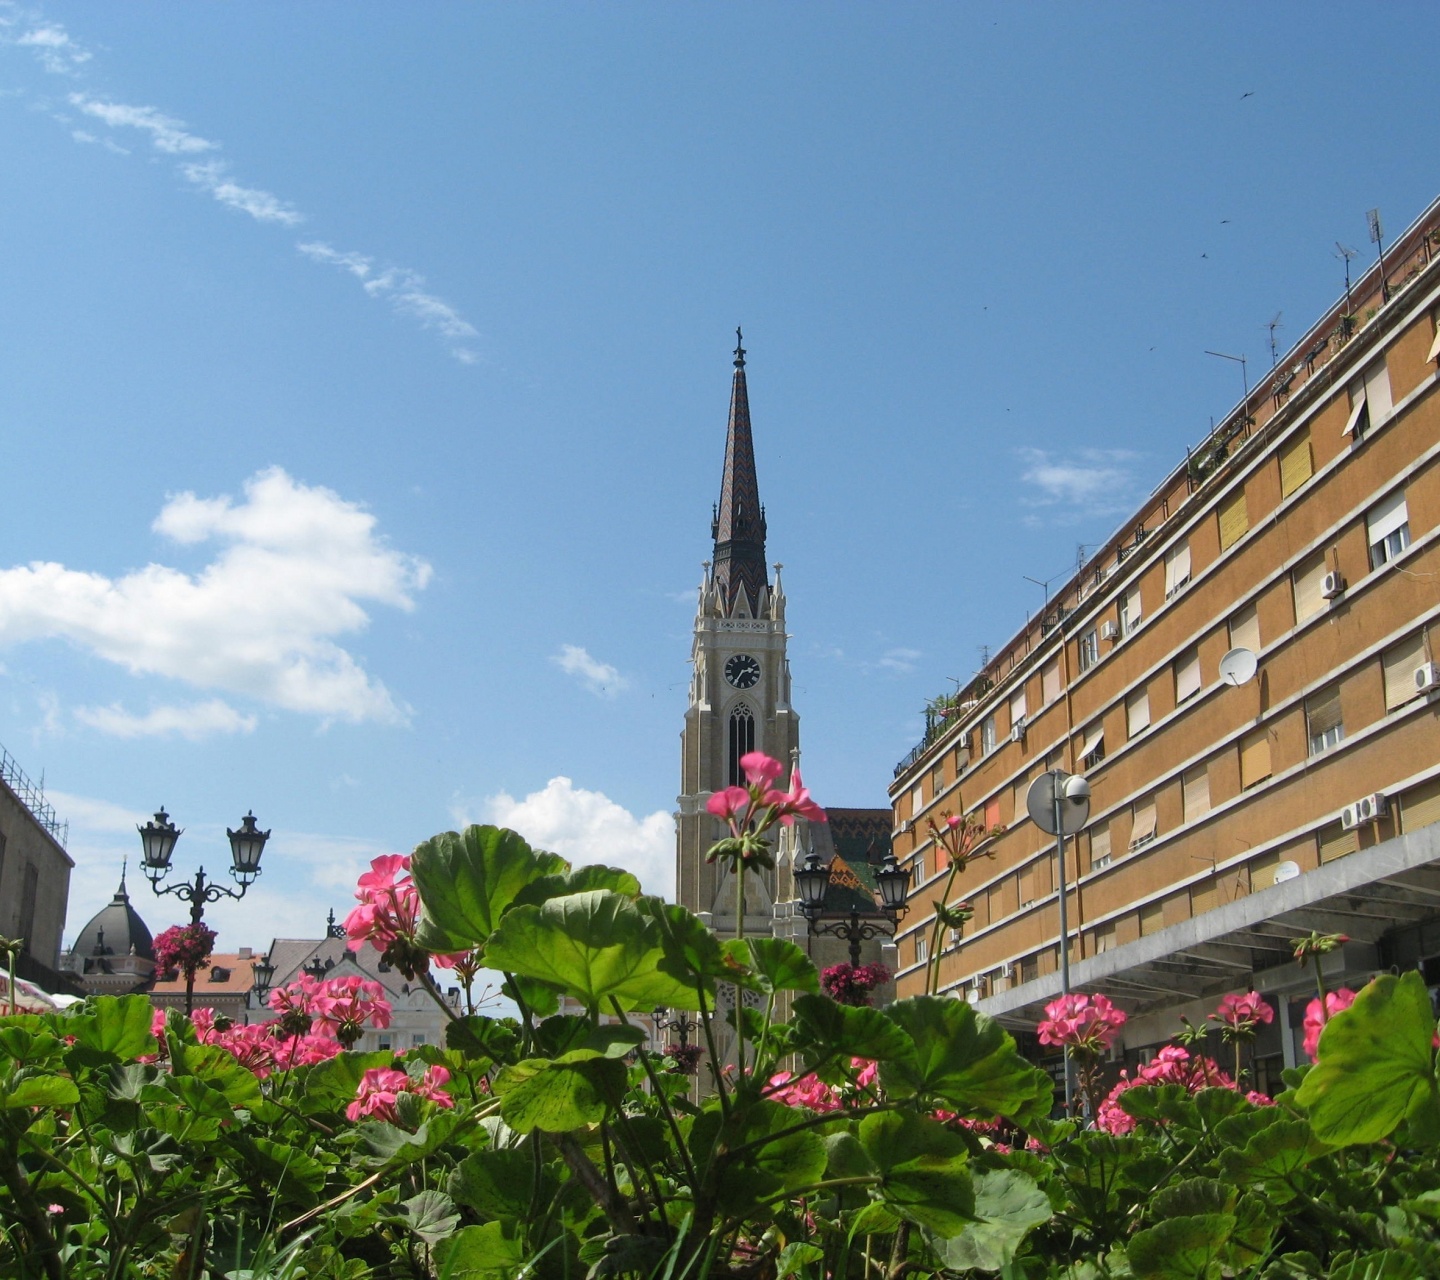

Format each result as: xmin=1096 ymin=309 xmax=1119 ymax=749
xmin=1356 ymin=793 xmax=1388 ymax=822
xmin=959 ymin=731 xmax=974 ymax=750
xmin=1415 ymin=663 xmax=1440 ymax=693
xmin=1010 ymin=717 xmax=1026 ymax=743
xmin=1340 ymin=804 xmax=1361 ymax=831
xmin=1321 ymin=571 xmax=1346 ymax=600
xmin=898 ymin=819 xmax=912 ymax=835
xmin=1100 ymin=620 xmax=1119 ymax=641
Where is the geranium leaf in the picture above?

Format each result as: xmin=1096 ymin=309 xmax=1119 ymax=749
xmin=734 ymin=937 xmax=820 ymax=996
xmin=493 ymin=1054 xmax=625 ymax=1134
xmin=65 ymin=995 xmax=157 ymax=1062
xmin=790 ymin=995 xmax=917 ymax=1082
xmin=412 ymin=824 xmax=566 ymax=953
xmin=880 ymin=996 xmax=1054 ymax=1123
xmin=511 ymin=864 xmax=643 ymax=909
xmin=433 ymin=1222 xmax=525 ymax=1280
xmin=859 ymin=1110 xmax=974 ymax=1235
xmin=1295 ymin=972 xmax=1440 ymax=1147
xmin=484 ymin=890 xmax=695 ymax=1013
xmin=2 ymin=1075 xmax=79 ymax=1109
xmin=929 ymin=1168 xmax=1053 ymax=1267
xmin=1126 ymin=1213 xmax=1235 ymax=1279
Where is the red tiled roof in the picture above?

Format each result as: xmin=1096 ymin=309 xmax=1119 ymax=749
xmin=149 ymin=952 xmax=257 ymax=994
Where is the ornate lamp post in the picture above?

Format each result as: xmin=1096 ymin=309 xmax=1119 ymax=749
xmin=794 ymin=849 xmax=911 ymax=967
xmin=250 ymin=954 xmax=275 ymax=1020
xmin=137 ymin=807 xmax=270 ymax=1012
xmin=652 ymin=1004 xmax=700 ymax=1047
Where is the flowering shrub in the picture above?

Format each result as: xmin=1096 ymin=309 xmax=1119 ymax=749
xmin=820 ymin=961 xmax=891 ymax=1006
xmin=151 ymin=921 xmax=217 ymax=982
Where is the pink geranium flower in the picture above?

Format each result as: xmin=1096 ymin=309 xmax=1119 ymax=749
xmin=1212 ymin=991 xmax=1274 ymax=1035
xmin=1037 ymin=993 xmax=1126 ymax=1055
xmin=706 ymin=786 xmax=752 ymax=822
xmin=347 ymin=1065 xmax=453 ymax=1124
xmin=739 ymin=751 xmax=785 ymax=786
xmin=1303 ymin=988 xmax=1357 ymax=1059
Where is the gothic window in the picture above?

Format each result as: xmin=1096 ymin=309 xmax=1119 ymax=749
xmin=728 ymin=703 xmax=756 ymax=786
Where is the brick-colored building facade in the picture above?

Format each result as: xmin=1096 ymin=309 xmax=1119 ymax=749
xmin=889 ymin=195 xmax=1440 ymax=1085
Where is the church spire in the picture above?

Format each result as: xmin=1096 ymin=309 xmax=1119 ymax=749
xmin=710 ymin=328 xmax=768 ymax=614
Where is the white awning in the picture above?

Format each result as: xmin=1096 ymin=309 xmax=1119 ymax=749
xmin=1080 ymin=725 xmax=1104 ymax=758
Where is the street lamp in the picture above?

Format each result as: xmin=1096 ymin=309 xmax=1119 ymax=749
xmin=251 ymin=954 xmax=275 ymax=1001
xmin=652 ymin=1004 xmax=700 ymax=1047
xmin=795 ymin=848 xmax=911 ymax=967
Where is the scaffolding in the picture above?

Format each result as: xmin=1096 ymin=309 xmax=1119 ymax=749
xmin=0 ymin=743 xmax=69 ymax=848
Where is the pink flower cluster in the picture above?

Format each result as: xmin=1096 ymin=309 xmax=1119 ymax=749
xmin=1212 ymin=991 xmax=1274 ymax=1036
xmin=706 ymin=752 xmax=827 ymax=831
xmin=1037 ymin=993 xmax=1126 ymax=1055
xmin=345 ymin=854 xmax=423 ymax=954
xmin=820 ymin=962 xmax=892 ymax=1007
xmin=153 ymin=922 xmax=218 ymax=979
xmin=149 ymin=1005 xmax=343 ymax=1078
xmin=1303 ymin=987 xmax=1356 ymax=1059
xmin=346 ymin=1065 xmax=454 ymax=1123
xmin=1095 ymin=1045 xmax=1241 ymax=1134
xmin=766 ymin=1058 xmax=878 ymax=1112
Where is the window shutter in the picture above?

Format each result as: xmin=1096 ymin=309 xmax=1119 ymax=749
xmin=1126 ymin=687 xmax=1151 ymax=737
xmin=1139 ymin=901 xmax=1164 ymax=936
xmin=1183 ymin=763 xmax=1210 ymax=823
xmin=1009 ymin=689 xmax=1027 ymax=727
xmin=1318 ymin=821 xmax=1359 ymax=863
xmin=1094 ymin=922 xmax=1115 ymax=952
xmin=1292 ymin=552 xmax=1328 ymax=623
xmin=1306 ymin=686 xmax=1343 ymax=741
xmin=911 ymin=784 xmax=924 ymax=818
xmin=1279 ymin=433 xmax=1314 ymax=497
xmin=983 ymin=796 xmax=1000 ymax=830
xmin=1175 ymin=648 xmax=1201 ymax=702
xmin=1191 ymin=878 xmax=1217 ymax=915
xmin=1364 ymin=358 xmax=1393 ymax=426
xmin=1218 ymin=490 xmax=1249 ymax=550
xmin=1343 ymin=384 xmax=1368 ymax=437
xmin=1428 ymin=316 xmax=1440 ymax=364
xmin=1164 ymin=541 xmax=1192 ymax=596
xmin=1402 ymin=777 xmax=1440 ymax=833
xmin=1229 ymin=602 xmax=1261 ymax=653
xmin=1080 ymin=723 xmax=1104 ymax=760
xmin=1367 ymin=490 xmax=1409 ymax=546
xmin=1239 ymin=729 xmax=1271 ymax=789
xmin=1089 ymin=823 xmax=1111 ymax=867
xmin=1383 ymin=633 xmax=1427 ymax=710
xmin=1130 ymin=798 xmax=1157 ymax=847
xmin=1042 ymin=660 xmax=1062 ymax=705
xmin=1121 ymin=585 xmax=1143 ymax=634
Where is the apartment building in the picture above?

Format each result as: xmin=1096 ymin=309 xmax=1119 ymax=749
xmin=889 ymin=196 xmax=1440 ymax=1084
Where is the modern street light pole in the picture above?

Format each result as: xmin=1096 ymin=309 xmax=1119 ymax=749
xmin=136 ymin=808 xmax=270 ymax=1013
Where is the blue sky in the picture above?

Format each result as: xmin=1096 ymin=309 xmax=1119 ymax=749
xmin=1 ymin=2 xmax=1435 ymax=954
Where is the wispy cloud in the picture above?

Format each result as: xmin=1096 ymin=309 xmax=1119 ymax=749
xmin=552 ymin=645 xmax=627 ymax=698
xmin=298 ymin=242 xmax=480 ymax=363
xmin=876 ymin=647 xmax=922 ymax=675
xmin=1 ymin=14 xmax=480 ymax=362
xmin=1017 ymin=447 xmax=1142 ymax=526
xmin=0 ymin=467 xmax=431 ymax=725
xmin=74 ymin=699 xmax=257 ymax=740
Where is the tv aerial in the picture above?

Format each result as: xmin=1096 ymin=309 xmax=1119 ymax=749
xmin=1218 ymin=647 xmax=1258 ymax=687
xmin=1265 ymin=313 xmax=1283 ymax=369
xmin=1334 ymin=243 xmax=1358 ymax=314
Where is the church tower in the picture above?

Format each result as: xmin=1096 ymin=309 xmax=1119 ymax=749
xmin=676 ymin=333 xmax=800 ymax=936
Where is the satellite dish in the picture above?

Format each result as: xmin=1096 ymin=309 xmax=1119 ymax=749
xmin=1219 ymin=647 xmax=1258 ymax=687
xmin=1027 ymin=772 xmax=1091 ymax=836
xmin=1273 ymin=860 xmax=1300 ymax=885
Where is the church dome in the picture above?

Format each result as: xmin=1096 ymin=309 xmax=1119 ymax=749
xmin=69 ymin=871 xmax=155 ymax=967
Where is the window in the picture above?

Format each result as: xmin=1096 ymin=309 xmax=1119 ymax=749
xmin=1383 ymin=633 xmax=1428 ymax=711
xmin=377 ymin=1034 xmax=394 ymax=1051
xmin=1089 ymin=823 xmax=1112 ymax=871
xmin=983 ymin=795 xmax=1001 ymax=830
xmin=1164 ymin=541 xmax=1192 ymax=598
xmin=1119 ymin=585 xmax=1142 ymax=636
xmin=1078 ymin=628 xmax=1099 ymax=673
xmin=1130 ymin=798 xmax=1157 ymax=849
xmin=915 ymin=934 xmax=929 ymax=965
xmin=412 ymin=1034 xmax=427 ymax=1046
xmin=1306 ymin=686 xmax=1344 ymax=754
xmin=727 ymin=704 xmax=755 ymax=786
xmin=1094 ymin=922 xmax=1116 ymax=953
xmin=1080 ymin=721 xmax=1105 ymax=768
xmin=981 ymin=714 xmax=997 ymax=754
xmin=914 ymin=852 xmax=926 ymax=885
xmin=1009 ymin=688 xmax=1027 ymax=732
xmin=1367 ymin=490 xmax=1411 ymax=568
xmin=1279 ymin=432 xmax=1314 ymax=497
xmin=1126 ymin=687 xmax=1151 ymax=738
xmin=1430 ymin=313 xmax=1440 ymax=365
xmin=1182 ymin=762 xmax=1210 ymax=823
xmin=1239 ymin=729 xmax=1271 ymax=789
xmin=1344 ymin=359 xmax=1393 ymax=440
xmin=1228 ymin=602 xmax=1261 ymax=654
xmin=1318 ymin=820 xmax=1359 ymax=864
xmin=910 ymin=783 xmax=924 ymax=819
xmin=1175 ymin=647 xmax=1201 ymax=703
xmin=931 ymin=762 xmax=945 ymax=799
xmin=1042 ymin=659 xmax=1062 ymax=705
xmin=1139 ymin=901 xmax=1164 ymax=936
xmin=1020 ymin=955 xmax=1039 ymax=984
xmin=1218 ymin=489 xmax=1249 ymax=550
xmin=1292 ymin=551 xmax=1329 ymax=624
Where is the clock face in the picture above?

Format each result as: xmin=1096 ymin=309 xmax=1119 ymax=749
xmin=724 ymin=654 xmax=762 ymax=689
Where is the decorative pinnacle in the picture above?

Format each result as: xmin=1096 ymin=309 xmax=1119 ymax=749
xmin=734 ymin=326 xmax=745 ymax=369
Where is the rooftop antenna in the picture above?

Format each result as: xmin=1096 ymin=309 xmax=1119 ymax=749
xmin=1022 ymin=575 xmax=1051 ymax=610
xmin=1204 ymin=349 xmax=1250 ymax=425
xmin=1335 ymin=242 xmax=1358 ymax=315
xmin=1265 ymin=312 xmax=1283 ymax=369
xmin=1367 ymin=208 xmax=1389 ymax=301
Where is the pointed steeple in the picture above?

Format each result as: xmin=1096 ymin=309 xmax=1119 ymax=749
xmin=711 ymin=328 xmax=768 ymax=614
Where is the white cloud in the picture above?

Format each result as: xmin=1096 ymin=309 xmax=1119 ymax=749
xmin=461 ymin=777 xmax=674 ymax=901
xmin=47 ymin=790 xmax=148 ymax=835
xmin=68 ymin=93 xmax=214 ymax=154
xmin=875 ymin=647 xmax=922 ymax=675
xmin=0 ymin=467 xmax=430 ymax=724
xmin=1017 ymin=448 xmax=1141 ymax=524
xmin=298 ymin=242 xmax=480 ymax=364
xmin=552 ymin=644 xmax=627 ymax=698
xmin=74 ymin=699 xmax=257 ymax=740
xmin=181 ymin=159 xmax=303 ymax=227
xmin=16 ymin=22 xmax=90 ymax=74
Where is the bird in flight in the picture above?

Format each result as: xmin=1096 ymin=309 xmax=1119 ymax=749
xmin=1201 ymin=252 xmax=1209 ymax=259
xmin=1241 ymin=91 xmax=1254 ymax=99
xmin=1221 ymin=219 xmax=1231 ymax=224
